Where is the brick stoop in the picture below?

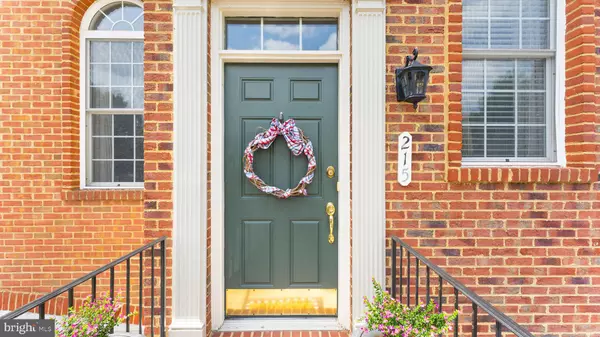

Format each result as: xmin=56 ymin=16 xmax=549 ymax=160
xmin=212 ymin=331 xmax=351 ymax=337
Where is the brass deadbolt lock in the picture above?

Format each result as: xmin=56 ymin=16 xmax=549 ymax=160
xmin=326 ymin=166 xmax=335 ymax=179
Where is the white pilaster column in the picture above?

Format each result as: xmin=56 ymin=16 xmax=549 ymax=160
xmin=170 ymin=1 xmax=207 ymax=337
xmin=351 ymin=0 xmax=386 ymax=333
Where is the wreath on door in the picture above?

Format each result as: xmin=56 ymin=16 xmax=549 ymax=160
xmin=243 ymin=118 xmax=316 ymax=199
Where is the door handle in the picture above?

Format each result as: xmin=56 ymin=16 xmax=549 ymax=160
xmin=326 ymin=202 xmax=336 ymax=244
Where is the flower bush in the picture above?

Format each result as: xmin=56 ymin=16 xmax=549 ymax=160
xmin=56 ymin=293 xmax=135 ymax=337
xmin=362 ymin=279 xmax=458 ymax=337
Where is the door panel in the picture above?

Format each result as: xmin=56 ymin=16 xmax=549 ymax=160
xmin=225 ymin=64 xmax=338 ymax=316
xmin=290 ymin=220 xmax=320 ymax=284
xmin=242 ymin=220 xmax=273 ymax=285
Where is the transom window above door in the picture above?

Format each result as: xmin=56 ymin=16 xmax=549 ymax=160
xmin=225 ymin=18 xmax=338 ymax=51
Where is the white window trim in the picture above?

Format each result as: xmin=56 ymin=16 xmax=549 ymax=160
xmin=79 ymin=0 xmax=145 ymax=189
xmin=461 ymin=0 xmax=566 ymax=167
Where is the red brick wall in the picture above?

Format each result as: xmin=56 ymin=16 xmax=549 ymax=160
xmin=0 ymin=2 xmax=173 ymax=334
xmin=0 ymin=0 xmax=173 ymax=332
xmin=142 ymin=0 xmax=174 ymax=333
xmin=0 ymin=0 xmax=147 ymax=307
xmin=386 ymin=0 xmax=599 ymax=336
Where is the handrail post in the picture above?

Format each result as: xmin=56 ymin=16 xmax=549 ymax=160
xmin=68 ymin=288 xmax=74 ymax=312
xmin=407 ymin=252 xmax=411 ymax=306
xmin=425 ymin=266 xmax=430 ymax=305
xmin=454 ymin=288 xmax=459 ymax=337
xmin=160 ymin=240 xmax=166 ymax=337
xmin=438 ymin=275 xmax=442 ymax=313
xmin=139 ymin=251 xmax=143 ymax=335
xmin=472 ymin=303 xmax=478 ymax=337
xmin=38 ymin=303 xmax=44 ymax=320
xmin=399 ymin=246 xmax=403 ymax=304
xmin=91 ymin=276 xmax=97 ymax=302
xmin=110 ymin=266 xmax=115 ymax=334
xmin=391 ymin=239 xmax=397 ymax=299
xmin=110 ymin=266 xmax=115 ymax=300
xmin=415 ymin=259 xmax=419 ymax=305
xmin=151 ymin=245 xmax=155 ymax=337
xmin=126 ymin=258 xmax=131 ymax=332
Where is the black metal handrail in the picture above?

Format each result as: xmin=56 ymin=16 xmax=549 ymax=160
xmin=391 ymin=236 xmax=534 ymax=337
xmin=0 ymin=237 xmax=167 ymax=337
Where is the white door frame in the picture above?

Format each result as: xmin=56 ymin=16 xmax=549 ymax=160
xmin=210 ymin=0 xmax=351 ymax=331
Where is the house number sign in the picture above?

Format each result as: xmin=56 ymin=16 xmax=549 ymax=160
xmin=398 ymin=132 xmax=412 ymax=186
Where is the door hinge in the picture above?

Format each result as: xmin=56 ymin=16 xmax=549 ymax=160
xmin=337 ymin=181 xmax=340 ymax=192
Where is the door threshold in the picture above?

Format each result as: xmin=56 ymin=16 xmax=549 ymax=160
xmin=219 ymin=317 xmax=344 ymax=331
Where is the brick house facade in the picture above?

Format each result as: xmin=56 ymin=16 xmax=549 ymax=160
xmin=0 ymin=0 xmax=599 ymax=336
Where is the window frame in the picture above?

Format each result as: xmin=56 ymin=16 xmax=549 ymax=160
xmin=223 ymin=16 xmax=340 ymax=51
xmin=80 ymin=0 xmax=145 ymax=189
xmin=461 ymin=0 xmax=564 ymax=166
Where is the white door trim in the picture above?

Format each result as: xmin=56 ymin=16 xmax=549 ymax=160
xmin=210 ymin=0 xmax=351 ymax=331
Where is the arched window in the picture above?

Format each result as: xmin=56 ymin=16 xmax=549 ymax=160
xmin=80 ymin=0 xmax=144 ymax=188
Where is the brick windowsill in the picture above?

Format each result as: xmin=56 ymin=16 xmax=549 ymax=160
xmin=61 ymin=189 xmax=144 ymax=201
xmin=447 ymin=167 xmax=598 ymax=184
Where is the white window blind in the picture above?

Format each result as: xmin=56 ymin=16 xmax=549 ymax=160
xmin=462 ymin=0 xmax=556 ymax=163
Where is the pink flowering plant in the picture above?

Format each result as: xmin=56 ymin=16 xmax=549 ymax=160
xmin=361 ymin=279 xmax=457 ymax=337
xmin=56 ymin=293 xmax=135 ymax=337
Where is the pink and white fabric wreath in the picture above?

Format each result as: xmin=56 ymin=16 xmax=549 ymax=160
xmin=243 ymin=118 xmax=316 ymax=199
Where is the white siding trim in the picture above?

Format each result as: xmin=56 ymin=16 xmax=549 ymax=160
xmin=351 ymin=0 xmax=386 ymax=334
xmin=170 ymin=1 xmax=208 ymax=337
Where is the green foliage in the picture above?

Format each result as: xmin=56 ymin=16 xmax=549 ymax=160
xmin=56 ymin=293 xmax=136 ymax=337
xmin=361 ymin=278 xmax=458 ymax=337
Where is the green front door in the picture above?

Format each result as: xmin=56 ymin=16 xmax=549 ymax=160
xmin=224 ymin=64 xmax=338 ymax=317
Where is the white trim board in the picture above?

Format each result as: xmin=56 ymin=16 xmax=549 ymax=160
xmin=170 ymin=1 xmax=208 ymax=337
xmin=351 ymin=1 xmax=387 ymax=334
xmin=210 ymin=0 xmax=352 ymax=331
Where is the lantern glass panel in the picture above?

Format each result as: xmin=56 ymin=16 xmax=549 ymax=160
xmin=401 ymin=72 xmax=410 ymax=96
xmin=415 ymin=71 xmax=425 ymax=95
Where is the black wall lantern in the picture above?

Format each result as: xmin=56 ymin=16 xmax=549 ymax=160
xmin=395 ymin=48 xmax=433 ymax=109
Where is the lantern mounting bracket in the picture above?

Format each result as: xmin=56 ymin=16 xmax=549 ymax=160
xmin=404 ymin=48 xmax=419 ymax=67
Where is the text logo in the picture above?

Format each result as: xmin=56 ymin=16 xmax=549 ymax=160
xmin=0 ymin=320 xmax=54 ymax=337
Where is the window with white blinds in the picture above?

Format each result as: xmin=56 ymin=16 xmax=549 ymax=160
xmin=462 ymin=0 xmax=556 ymax=163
